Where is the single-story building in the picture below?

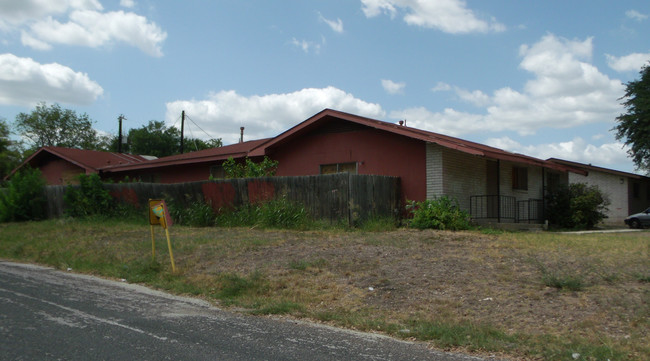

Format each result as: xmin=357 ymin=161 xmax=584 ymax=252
xmin=6 ymin=146 xmax=152 ymax=185
xmin=100 ymin=138 xmax=270 ymax=183
xmin=101 ymin=109 xmax=582 ymax=223
xmin=548 ymin=158 xmax=650 ymax=225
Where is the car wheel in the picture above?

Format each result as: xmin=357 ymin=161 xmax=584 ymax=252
xmin=630 ymin=219 xmax=641 ymax=229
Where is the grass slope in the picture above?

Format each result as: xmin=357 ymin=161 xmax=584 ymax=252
xmin=1 ymin=219 xmax=648 ymax=360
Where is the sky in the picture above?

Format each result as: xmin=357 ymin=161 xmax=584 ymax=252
xmin=1 ymin=0 xmax=649 ymax=174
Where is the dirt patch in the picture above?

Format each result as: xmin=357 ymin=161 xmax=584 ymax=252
xmin=178 ymin=227 xmax=649 ymax=356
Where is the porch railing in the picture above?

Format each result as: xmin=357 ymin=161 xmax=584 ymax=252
xmin=470 ymin=195 xmax=544 ymax=224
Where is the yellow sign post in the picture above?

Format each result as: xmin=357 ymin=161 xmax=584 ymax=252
xmin=148 ymin=199 xmax=176 ymax=273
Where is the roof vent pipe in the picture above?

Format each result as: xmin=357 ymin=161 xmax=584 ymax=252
xmin=240 ymin=127 xmax=244 ymax=143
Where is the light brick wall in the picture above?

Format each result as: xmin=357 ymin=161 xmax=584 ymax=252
xmin=441 ymin=147 xmax=486 ymax=211
xmin=568 ymin=171 xmax=628 ymax=225
xmin=425 ymin=143 xmax=443 ymax=199
xmin=425 ymin=143 xmax=547 ymax=214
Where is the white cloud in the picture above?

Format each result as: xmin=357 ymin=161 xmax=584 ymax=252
xmin=165 ymin=87 xmax=385 ymax=144
xmin=291 ymin=38 xmax=322 ymax=54
xmin=485 ymin=136 xmax=630 ymax=169
xmin=432 ymin=82 xmax=451 ymax=92
xmin=0 ymin=1 xmax=165 ymax=56
xmin=0 ymin=53 xmax=103 ymax=106
xmin=453 ymin=87 xmax=490 ymax=107
xmin=360 ymin=0 xmax=505 ymax=34
xmin=381 ymin=79 xmax=405 ymax=94
xmin=0 ymin=0 xmax=102 ymax=29
xmin=391 ymin=34 xmax=624 ymax=137
xmin=626 ymin=10 xmax=648 ymax=21
xmin=606 ymin=53 xmax=650 ymax=72
xmin=21 ymin=10 xmax=167 ymax=57
xmin=319 ymin=13 xmax=344 ymax=33
xmin=120 ymin=0 xmax=136 ymax=9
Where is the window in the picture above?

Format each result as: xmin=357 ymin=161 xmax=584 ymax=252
xmin=210 ymin=165 xmax=225 ymax=179
xmin=320 ymin=162 xmax=357 ymax=175
xmin=512 ymin=166 xmax=528 ymax=190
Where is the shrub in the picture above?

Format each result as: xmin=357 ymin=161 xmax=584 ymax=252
xmin=64 ymin=174 xmax=114 ymax=218
xmin=546 ymin=183 xmax=610 ymax=229
xmin=222 ymin=156 xmax=278 ymax=178
xmin=0 ymin=167 xmax=47 ymax=222
xmin=406 ymin=197 xmax=471 ymax=231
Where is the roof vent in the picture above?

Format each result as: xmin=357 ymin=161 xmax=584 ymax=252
xmin=240 ymin=127 xmax=245 ymax=143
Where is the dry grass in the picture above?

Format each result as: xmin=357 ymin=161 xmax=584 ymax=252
xmin=1 ymin=220 xmax=648 ymax=360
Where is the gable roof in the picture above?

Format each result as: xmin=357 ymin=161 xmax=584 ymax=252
xmin=100 ymin=138 xmax=270 ymax=173
xmin=249 ymin=109 xmax=582 ymax=173
xmin=6 ymin=146 xmax=150 ymax=180
xmin=548 ymin=158 xmax=649 ymax=179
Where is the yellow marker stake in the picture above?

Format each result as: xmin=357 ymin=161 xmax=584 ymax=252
xmin=165 ymin=227 xmax=175 ymax=273
xmin=150 ymin=225 xmax=156 ymax=260
xmin=148 ymin=199 xmax=176 ymax=273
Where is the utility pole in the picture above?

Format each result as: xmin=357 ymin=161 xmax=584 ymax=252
xmin=180 ymin=110 xmax=185 ymax=154
xmin=118 ymin=114 xmax=125 ymax=153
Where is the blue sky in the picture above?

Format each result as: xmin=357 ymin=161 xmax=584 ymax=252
xmin=1 ymin=0 xmax=649 ymax=174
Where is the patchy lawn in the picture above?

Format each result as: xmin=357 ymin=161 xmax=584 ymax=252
xmin=1 ymin=220 xmax=648 ymax=360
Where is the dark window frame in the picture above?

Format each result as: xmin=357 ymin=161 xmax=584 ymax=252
xmin=320 ymin=162 xmax=358 ymax=175
xmin=512 ymin=166 xmax=528 ymax=191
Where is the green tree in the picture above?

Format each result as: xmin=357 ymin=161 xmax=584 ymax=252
xmin=111 ymin=120 xmax=222 ymax=157
xmin=545 ymin=183 xmax=610 ymax=229
xmin=614 ymin=63 xmax=650 ymax=174
xmin=0 ymin=166 xmax=46 ymax=222
xmin=0 ymin=119 xmax=22 ymax=181
xmin=126 ymin=120 xmax=179 ymax=157
xmin=14 ymin=102 xmax=103 ymax=152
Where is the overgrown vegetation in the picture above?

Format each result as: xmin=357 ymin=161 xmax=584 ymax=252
xmin=221 ymin=156 xmax=278 ymax=178
xmin=64 ymin=173 xmax=114 ymax=218
xmin=166 ymin=197 xmax=310 ymax=229
xmin=168 ymin=200 xmax=216 ymax=227
xmin=406 ymin=196 xmax=470 ymax=230
xmin=0 ymin=167 xmax=46 ymax=222
xmin=545 ymin=183 xmax=610 ymax=229
xmin=215 ymin=197 xmax=309 ymax=229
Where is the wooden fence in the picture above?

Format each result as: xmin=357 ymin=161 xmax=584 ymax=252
xmin=45 ymin=174 xmax=401 ymax=225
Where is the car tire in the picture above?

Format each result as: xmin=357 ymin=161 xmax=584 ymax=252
xmin=629 ymin=219 xmax=641 ymax=229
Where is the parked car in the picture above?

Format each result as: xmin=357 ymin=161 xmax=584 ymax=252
xmin=624 ymin=207 xmax=650 ymax=228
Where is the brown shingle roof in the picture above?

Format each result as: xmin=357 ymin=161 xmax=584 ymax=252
xmin=5 ymin=146 xmax=150 ymax=180
xmin=100 ymin=138 xmax=271 ymax=173
xmin=249 ymin=109 xmax=582 ymax=173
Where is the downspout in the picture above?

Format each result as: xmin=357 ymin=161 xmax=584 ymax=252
xmin=497 ymin=159 xmax=501 ymax=223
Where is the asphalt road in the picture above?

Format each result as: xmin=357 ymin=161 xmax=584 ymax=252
xmin=0 ymin=261 xmax=495 ymax=361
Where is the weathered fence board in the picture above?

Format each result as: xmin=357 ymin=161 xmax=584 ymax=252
xmin=44 ymin=174 xmax=401 ymax=225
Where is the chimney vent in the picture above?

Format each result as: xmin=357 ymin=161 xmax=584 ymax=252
xmin=240 ymin=127 xmax=245 ymax=143
xmin=398 ymin=120 xmax=404 ymax=126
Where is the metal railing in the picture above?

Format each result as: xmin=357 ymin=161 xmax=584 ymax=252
xmin=470 ymin=195 xmax=544 ymax=224
xmin=470 ymin=195 xmax=516 ymax=223
xmin=517 ymin=199 xmax=544 ymax=223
